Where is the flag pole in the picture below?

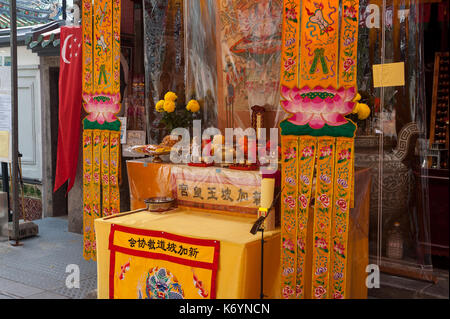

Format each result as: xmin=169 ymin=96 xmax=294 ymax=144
xmin=9 ymin=0 xmax=21 ymax=246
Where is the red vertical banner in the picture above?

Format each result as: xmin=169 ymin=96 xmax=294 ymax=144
xmin=54 ymin=26 xmax=83 ymax=192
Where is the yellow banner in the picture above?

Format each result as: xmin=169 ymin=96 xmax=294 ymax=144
xmin=109 ymin=225 xmax=220 ymax=299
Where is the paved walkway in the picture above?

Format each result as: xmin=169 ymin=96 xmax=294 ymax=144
xmin=0 ymin=217 xmax=447 ymax=299
xmin=0 ymin=217 xmax=97 ymax=299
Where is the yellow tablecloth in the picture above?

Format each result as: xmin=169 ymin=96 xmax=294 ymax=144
xmin=97 ymin=162 xmax=371 ymax=299
xmin=95 ymin=208 xmax=281 ymax=299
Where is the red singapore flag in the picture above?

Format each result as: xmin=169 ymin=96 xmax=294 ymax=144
xmin=54 ymin=26 xmax=83 ymax=193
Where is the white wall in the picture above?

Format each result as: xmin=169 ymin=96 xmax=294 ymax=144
xmin=0 ymin=46 xmax=42 ymax=181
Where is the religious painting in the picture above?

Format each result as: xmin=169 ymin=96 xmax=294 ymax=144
xmin=216 ymin=0 xmax=284 ymax=131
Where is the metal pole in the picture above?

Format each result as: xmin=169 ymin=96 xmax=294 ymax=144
xmin=62 ymin=0 xmax=67 ymax=21
xmin=9 ymin=0 xmax=21 ymax=245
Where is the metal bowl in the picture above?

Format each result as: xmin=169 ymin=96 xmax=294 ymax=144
xmin=144 ymin=197 xmax=175 ymax=212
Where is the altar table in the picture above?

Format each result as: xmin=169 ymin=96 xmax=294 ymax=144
xmin=95 ymin=161 xmax=371 ymax=299
xmin=95 ymin=208 xmax=281 ymax=299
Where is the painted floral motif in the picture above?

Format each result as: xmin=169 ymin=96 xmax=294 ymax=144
xmin=319 ymin=174 xmax=331 ymax=184
xmin=333 ymin=241 xmax=346 ymax=257
xmin=295 ymin=285 xmax=302 ymax=298
xmin=336 ymin=198 xmax=347 ymax=212
xmin=297 ymin=237 xmax=306 ymax=253
xmin=285 ymin=176 xmax=296 ymax=185
xmin=283 ymin=267 xmax=294 ymax=276
xmin=318 ymin=194 xmax=330 ymax=207
xmin=338 ymin=148 xmax=351 ymax=162
xmin=314 ymin=286 xmax=326 ymax=299
xmin=282 ymin=285 xmax=295 ymax=299
xmin=343 ymin=5 xmax=358 ymax=21
xmin=284 ymin=57 xmax=296 ymax=72
xmin=342 ymin=58 xmax=355 ymax=73
xmin=333 ymin=272 xmax=343 ymax=280
xmin=315 ymin=266 xmax=327 ymax=276
xmin=300 ymin=174 xmax=310 ymax=185
xmin=337 ymin=178 xmax=348 ymax=188
xmin=281 ymin=85 xmax=356 ymax=129
xmin=285 ymin=6 xmax=297 ymax=21
xmin=314 ymin=237 xmax=328 ymax=252
xmin=84 ymin=135 xmax=92 ymax=147
xmin=333 ymin=291 xmax=344 ymax=299
xmin=284 ymin=196 xmax=296 ymax=209
xmin=319 ymin=146 xmax=332 ymax=158
xmin=301 ymin=146 xmax=314 ymax=158
xmin=284 ymin=147 xmax=297 ymax=160
xmin=83 ymin=93 xmax=120 ymax=125
xmin=298 ymin=194 xmax=308 ymax=209
xmin=283 ymin=237 xmax=295 ymax=253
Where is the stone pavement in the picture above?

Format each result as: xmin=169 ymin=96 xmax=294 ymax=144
xmin=0 ymin=217 xmax=97 ymax=299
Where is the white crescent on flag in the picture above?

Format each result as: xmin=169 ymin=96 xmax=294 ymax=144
xmin=62 ymin=34 xmax=73 ymax=64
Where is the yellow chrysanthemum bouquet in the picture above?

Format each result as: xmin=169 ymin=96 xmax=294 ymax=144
xmin=155 ymin=92 xmax=201 ymax=132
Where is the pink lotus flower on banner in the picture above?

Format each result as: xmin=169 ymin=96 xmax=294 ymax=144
xmin=280 ymin=85 xmax=356 ymax=129
xmin=314 ymin=286 xmax=326 ymax=299
xmin=83 ymin=93 xmax=120 ymax=125
xmin=282 ymin=286 xmax=295 ymax=299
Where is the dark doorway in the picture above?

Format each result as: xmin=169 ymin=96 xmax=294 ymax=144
xmin=49 ymin=67 xmax=68 ymax=216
